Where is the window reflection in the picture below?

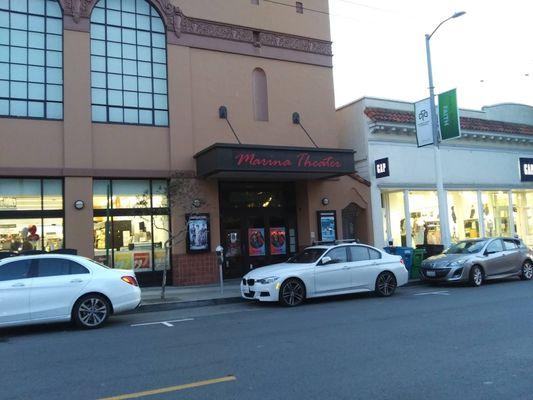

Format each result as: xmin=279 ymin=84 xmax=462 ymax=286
xmin=90 ymin=0 xmax=168 ymax=126
xmin=0 ymin=0 xmax=63 ymax=119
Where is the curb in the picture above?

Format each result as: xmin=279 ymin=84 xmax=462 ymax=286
xmin=131 ymin=279 xmax=426 ymax=314
xmin=131 ymin=296 xmax=243 ymax=314
xmin=405 ymin=279 xmax=425 ymax=287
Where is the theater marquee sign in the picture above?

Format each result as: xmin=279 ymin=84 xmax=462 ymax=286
xmin=195 ymin=144 xmax=355 ymax=179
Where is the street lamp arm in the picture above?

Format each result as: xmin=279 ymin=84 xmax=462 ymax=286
xmin=427 ymin=11 xmax=466 ymax=40
xmin=427 ymin=16 xmax=454 ymax=40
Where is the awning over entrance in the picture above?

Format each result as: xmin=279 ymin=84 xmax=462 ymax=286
xmin=194 ymin=143 xmax=356 ymax=180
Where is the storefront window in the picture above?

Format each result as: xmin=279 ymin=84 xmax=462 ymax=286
xmin=0 ymin=179 xmax=41 ymax=210
xmin=481 ymin=191 xmax=510 ymax=238
xmin=512 ymin=191 xmax=533 ymax=247
xmin=447 ymin=191 xmax=480 ymax=242
xmin=93 ymin=179 xmax=169 ymax=272
xmin=0 ymin=178 xmax=64 ymax=253
xmin=384 ymin=192 xmax=405 ymax=247
xmin=408 ymin=191 xmax=440 ymax=246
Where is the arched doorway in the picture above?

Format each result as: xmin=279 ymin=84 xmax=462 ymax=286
xmin=342 ymin=203 xmax=364 ymax=241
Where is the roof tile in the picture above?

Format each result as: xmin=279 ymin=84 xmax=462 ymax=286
xmin=364 ymin=107 xmax=533 ymax=136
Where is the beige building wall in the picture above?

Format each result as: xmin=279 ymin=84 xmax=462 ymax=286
xmin=0 ymin=0 xmax=373 ymax=281
xmin=178 ymin=0 xmax=331 ymax=41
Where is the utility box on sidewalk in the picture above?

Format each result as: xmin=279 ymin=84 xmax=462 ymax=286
xmin=411 ymin=248 xmax=426 ymax=279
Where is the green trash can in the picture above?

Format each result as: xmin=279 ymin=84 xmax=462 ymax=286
xmin=411 ymin=248 xmax=426 ymax=279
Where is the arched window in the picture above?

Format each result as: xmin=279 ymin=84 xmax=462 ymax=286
xmin=0 ymin=0 xmax=63 ymax=119
xmin=252 ymin=68 xmax=268 ymax=121
xmin=90 ymin=0 xmax=168 ymax=126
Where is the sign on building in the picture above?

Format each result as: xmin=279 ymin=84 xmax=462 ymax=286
xmin=438 ymin=89 xmax=461 ymax=141
xmin=375 ymin=157 xmax=390 ymax=179
xmin=414 ymin=98 xmax=434 ymax=147
xmin=519 ymin=158 xmax=533 ymax=182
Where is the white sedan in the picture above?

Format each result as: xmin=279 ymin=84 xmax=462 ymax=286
xmin=241 ymin=243 xmax=408 ymax=306
xmin=0 ymin=254 xmax=141 ymax=329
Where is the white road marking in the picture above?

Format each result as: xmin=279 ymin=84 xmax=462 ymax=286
xmin=131 ymin=318 xmax=194 ymax=327
xmin=413 ymin=291 xmax=450 ymax=296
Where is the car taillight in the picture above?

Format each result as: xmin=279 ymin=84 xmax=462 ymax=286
xmin=121 ymin=276 xmax=138 ymax=286
xmin=399 ymin=259 xmax=404 ymax=265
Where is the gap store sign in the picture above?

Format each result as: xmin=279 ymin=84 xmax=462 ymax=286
xmin=520 ymin=158 xmax=533 ymax=182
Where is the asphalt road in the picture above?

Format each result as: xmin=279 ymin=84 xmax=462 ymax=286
xmin=2 ymin=279 xmax=533 ymax=400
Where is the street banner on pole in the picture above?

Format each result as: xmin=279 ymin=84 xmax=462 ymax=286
xmin=438 ymin=89 xmax=461 ymax=140
xmin=414 ymin=97 xmax=434 ymax=147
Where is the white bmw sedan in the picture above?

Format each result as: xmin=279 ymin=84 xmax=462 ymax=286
xmin=0 ymin=254 xmax=141 ymax=329
xmin=241 ymin=243 xmax=408 ymax=306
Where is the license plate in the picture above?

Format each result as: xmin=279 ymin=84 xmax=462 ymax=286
xmin=426 ymin=270 xmax=436 ymax=277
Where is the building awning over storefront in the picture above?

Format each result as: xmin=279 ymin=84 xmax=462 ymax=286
xmin=194 ymin=143 xmax=356 ymax=180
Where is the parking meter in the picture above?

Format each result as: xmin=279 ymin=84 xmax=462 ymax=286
xmin=216 ymin=245 xmax=224 ymax=293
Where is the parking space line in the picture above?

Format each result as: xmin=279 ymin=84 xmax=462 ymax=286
xmin=413 ymin=291 xmax=450 ymax=296
xmin=99 ymin=375 xmax=237 ymax=400
xmin=130 ymin=318 xmax=194 ymax=327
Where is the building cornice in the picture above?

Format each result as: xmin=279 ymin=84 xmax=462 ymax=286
xmin=58 ymin=0 xmax=332 ymax=58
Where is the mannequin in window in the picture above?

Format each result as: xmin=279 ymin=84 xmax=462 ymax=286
xmin=450 ymin=206 xmax=458 ymax=241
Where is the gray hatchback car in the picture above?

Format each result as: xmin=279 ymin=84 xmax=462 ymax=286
xmin=420 ymin=237 xmax=533 ymax=286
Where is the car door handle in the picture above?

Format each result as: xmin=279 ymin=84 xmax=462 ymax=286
xmin=342 ymin=266 xmax=350 ymax=270
xmin=70 ymin=279 xmax=84 ymax=283
xmin=11 ymin=283 xmax=25 ymax=287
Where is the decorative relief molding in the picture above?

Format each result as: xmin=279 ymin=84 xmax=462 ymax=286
xmin=60 ymin=0 xmax=94 ymax=22
xmin=59 ymin=0 xmax=332 ymax=56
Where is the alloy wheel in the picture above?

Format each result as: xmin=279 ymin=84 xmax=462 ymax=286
xmin=78 ymin=298 xmax=108 ymax=328
xmin=522 ymin=262 xmax=533 ymax=280
xmin=281 ymin=280 xmax=305 ymax=306
xmin=471 ymin=267 xmax=483 ymax=287
xmin=376 ymin=272 xmax=396 ymax=297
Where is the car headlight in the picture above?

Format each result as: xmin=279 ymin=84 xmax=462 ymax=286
xmin=256 ymin=276 xmax=279 ymax=284
xmin=448 ymin=259 xmax=467 ymax=268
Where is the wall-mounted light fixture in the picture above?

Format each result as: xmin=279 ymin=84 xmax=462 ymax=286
xmin=74 ymin=200 xmax=85 ymax=210
xmin=321 ymin=197 xmax=329 ymax=206
xmin=192 ymin=198 xmax=201 ymax=208
xmin=219 ymin=105 xmax=228 ymax=119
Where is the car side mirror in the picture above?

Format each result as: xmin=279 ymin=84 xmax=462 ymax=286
xmin=320 ymin=256 xmax=332 ymax=265
xmin=484 ymin=250 xmax=494 ymax=256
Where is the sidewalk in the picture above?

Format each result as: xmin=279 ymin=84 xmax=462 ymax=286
xmin=136 ymin=278 xmax=424 ymax=313
xmin=138 ymin=279 xmax=242 ymax=313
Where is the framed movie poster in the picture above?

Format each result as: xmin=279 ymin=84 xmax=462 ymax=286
xmin=248 ymin=228 xmax=266 ymax=256
xmin=270 ymin=227 xmax=286 ymax=255
xmin=186 ymin=213 xmax=211 ymax=253
xmin=317 ymin=211 xmax=337 ymax=242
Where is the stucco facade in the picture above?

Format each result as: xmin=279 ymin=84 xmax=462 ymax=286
xmin=337 ymin=97 xmax=533 ymax=252
xmin=0 ymin=0 xmax=370 ymax=285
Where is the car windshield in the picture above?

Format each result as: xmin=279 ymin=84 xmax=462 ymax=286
xmin=445 ymin=240 xmax=488 ymax=255
xmin=287 ymin=248 xmax=326 ymax=264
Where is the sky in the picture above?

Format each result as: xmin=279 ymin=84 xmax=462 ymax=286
xmin=329 ymin=0 xmax=533 ymax=111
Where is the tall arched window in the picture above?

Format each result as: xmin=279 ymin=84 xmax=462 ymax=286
xmin=90 ymin=0 xmax=168 ymax=126
xmin=252 ymin=68 xmax=268 ymax=121
xmin=0 ymin=0 xmax=63 ymax=119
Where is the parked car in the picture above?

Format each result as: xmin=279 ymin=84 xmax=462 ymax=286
xmin=241 ymin=242 xmax=408 ymax=306
xmin=420 ymin=237 xmax=533 ymax=286
xmin=0 ymin=254 xmax=141 ymax=329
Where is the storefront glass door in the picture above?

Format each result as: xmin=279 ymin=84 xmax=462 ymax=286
xmin=219 ymin=182 xmax=297 ymax=279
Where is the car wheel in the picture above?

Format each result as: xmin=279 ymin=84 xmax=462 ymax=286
xmin=73 ymin=294 xmax=110 ymax=329
xmin=375 ymin=271 xmax=397 ymax=297
xmin=469 ymin=265 xmax=483 ymax=287
xmin=521 ymin=261 xmax=533 ymax=281
xmin=279 ymin=279 xmax=305 ymax=307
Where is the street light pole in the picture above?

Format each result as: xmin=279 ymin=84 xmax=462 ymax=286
xmin=424 ymin=11 xmax=465 ymax=249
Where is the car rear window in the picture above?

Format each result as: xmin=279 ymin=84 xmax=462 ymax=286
xmin=36 ymin=258 xmax=90 ymax=277
xmin=503 ymin=239 xmax=519 ymax=251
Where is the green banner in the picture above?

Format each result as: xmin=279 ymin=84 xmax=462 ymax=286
xmin=438 ymin=89 xmax=461 ymax=140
